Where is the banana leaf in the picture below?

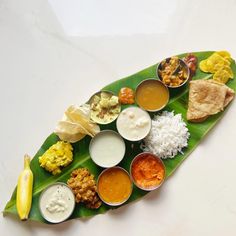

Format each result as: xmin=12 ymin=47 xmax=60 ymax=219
xmin=4 ymin=51 xmax=236 ymax=223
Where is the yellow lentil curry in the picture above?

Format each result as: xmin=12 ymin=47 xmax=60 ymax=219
xmin=98 ymin=167 xmax=132 ymax=205
xmin=136 ymin=79 xmax=169 ymax=111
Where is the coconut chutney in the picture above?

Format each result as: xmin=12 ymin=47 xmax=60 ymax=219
xmin=39 ymin=183 xmax=75 ymax=223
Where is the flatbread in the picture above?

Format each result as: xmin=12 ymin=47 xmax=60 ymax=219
xmin=187 ymin=79 xmax=234 ymax=122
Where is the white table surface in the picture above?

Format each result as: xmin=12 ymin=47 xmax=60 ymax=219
xmin=1 ymin=0 xmax=236 ymax=235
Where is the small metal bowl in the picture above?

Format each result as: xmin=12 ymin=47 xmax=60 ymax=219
xmin=89 ymin=130 xmax=126 ymax=168
xmin=88 ymin=90 xmax=121 ymax=125
xmin=116 ymin=106 xmax=152 ymax=142
xmin=97 ymin=166 xmax=133 ymax=206
xmin=157 ymin=57 xmax=190 ymax=89
xmin=135 ymin=78 xmax=169 ymax=112
xmin=39 ymin=182 xmax=75 ymax=224
xmin=130 ymin=152 xmax=165 ymax=191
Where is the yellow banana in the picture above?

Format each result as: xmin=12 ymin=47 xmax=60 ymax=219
xmin=16 ymin=154 xmax=33 ymax=221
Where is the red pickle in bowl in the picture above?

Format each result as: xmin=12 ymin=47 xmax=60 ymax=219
xmin=130 ymin=152 xmax=165 ymax=191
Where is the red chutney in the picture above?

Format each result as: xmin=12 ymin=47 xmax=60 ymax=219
xmin=131 ymin=153 xmax=165 ymax=190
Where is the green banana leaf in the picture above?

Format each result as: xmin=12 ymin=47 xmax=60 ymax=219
xmin=4 ymin=51 xmax=236 ymax=224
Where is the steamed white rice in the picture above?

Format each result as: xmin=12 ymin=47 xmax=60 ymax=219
xmin=142 ymin=111 xmax=190 ymax=159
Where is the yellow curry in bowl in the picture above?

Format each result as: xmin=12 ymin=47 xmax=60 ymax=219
xmin=135 ymin=79 xmax=169 ymax=112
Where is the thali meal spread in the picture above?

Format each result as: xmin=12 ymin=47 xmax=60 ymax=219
xmin=135 ymin=79 xmax=169 ymax=111
xmin=89 ymin=91 xmax=121 ymax=124
xmin=89 ymin=130 xmax=126 ymax=168
xmin=130 ymin=153 xmax=165 ymax=191
xmin=6 ymin=50 xmax=236 ymax=223
xmin=116 ymin=106 xmax=151 ymax=141
xmin=158 ymin=57 xmax=190 ymax=87
xmin=187 ymin=79 xmax=235 ymax=122
xmin=97 ymin=167 xmax=132 ymax=205
xmin=39 ymin=183 xmax=75 ymax=223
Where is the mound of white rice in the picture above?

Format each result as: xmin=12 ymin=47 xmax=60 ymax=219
xmin=142 ymin=111 xmax=190 ymax=159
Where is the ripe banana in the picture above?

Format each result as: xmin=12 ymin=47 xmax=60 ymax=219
xmin=16 ymin=154 xmax=34 ymax=221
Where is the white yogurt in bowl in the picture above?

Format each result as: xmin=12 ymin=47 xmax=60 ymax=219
xmin=89 ymin=130 xmax=126 ymax=168
xmin=39 ymin=183 xmax=75 ymax=223
xmin=116 ymin=106 xmax=151 ymax=141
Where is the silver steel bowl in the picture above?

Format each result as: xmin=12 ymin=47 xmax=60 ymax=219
xmin=97 ymin=166 xmax=133 ymax=206
xmin=135 ymin=78 xmax=169 ymax=112
xmin=89 ymin=130 xmax=126 ymax=168
xmin=39 ymin=182 xmax=75 ymax=224
xmin=88 ymin=90 xmax=121 ymax=125
xmin=116 ymin=106 xmax=152 ymax=142
xmin=157 ymin=57 xmax=190 ymax=89
xmin=130 ymin=152 xmax=166 ymax=191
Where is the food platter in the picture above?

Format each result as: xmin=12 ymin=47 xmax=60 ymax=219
xmin=4 ymin=51 xmax=236 ymax=224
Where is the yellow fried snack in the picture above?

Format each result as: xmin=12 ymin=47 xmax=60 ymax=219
xmin=199 ymin=51 xmax=234 ymax=84
xmin=213 ymin=69 xmax=231 ymax=84
xmin=39 ymin=141 xmax=73 ymax=175
xmin=207 ymin=53 xmax=229 ymax=72
xmin=217 ymin=51 xmax=232 ymax=62
xmin=199 ymin=60 xmax=208 ymax=73
xmin=225 ymin=65 xmax=234 ymax=79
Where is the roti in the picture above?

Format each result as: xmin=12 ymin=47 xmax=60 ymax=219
xmin=187 ymin=79 xmax=235 ymax=122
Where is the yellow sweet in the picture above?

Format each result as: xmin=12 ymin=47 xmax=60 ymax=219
xmin=199 ymin=51 xmax=234 ymax=84
xmin=39 ymin=141 xmax=73 ymax=175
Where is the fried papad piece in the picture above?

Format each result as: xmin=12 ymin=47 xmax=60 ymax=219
xmin=55 ymin=104 xmax=100 ymax=143
xmin=187 ymin=79 xmax=235 ymax=122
